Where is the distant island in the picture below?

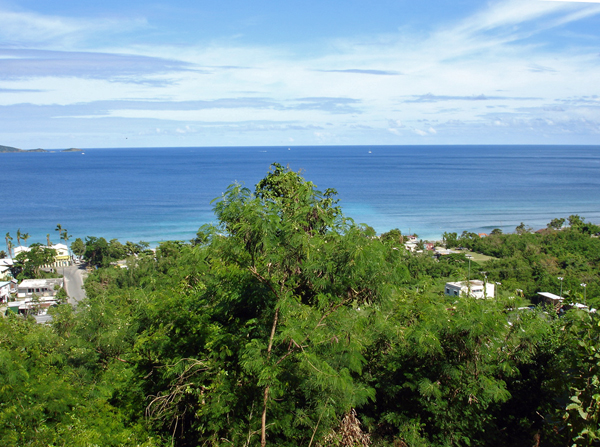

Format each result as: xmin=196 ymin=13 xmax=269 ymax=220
xmin=0 ymin=145 xmax=83 ymax=153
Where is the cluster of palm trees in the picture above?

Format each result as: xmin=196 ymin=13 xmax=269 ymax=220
xmin=4 ymin=229 xmax=30 ymax=259
xmin=4 ymin=225 xmax=71 ymax=260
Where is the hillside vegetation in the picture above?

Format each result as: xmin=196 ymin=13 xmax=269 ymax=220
xmin=2 ymin=164 xmax=600 ymax=447
xmin=0 ymin=144 xmax=23 ymax=152
xmin=1 ymin=145 xmax=82 ymax=153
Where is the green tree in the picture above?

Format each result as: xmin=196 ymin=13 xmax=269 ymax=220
xmin=71 ymin=238 xmax=86 ymax=260
xmin=124 ymin=241 xmax=151 ymax=257
xmin=515 ymin=222 xmax=532 ymax=235
xmin=381 ymin=228 xmax=404 ymax=245
xmin=209 ymin=164 xmax=400 ymax=445
xmin=548 ymin=217 xmax=565 ymax=230
xmin=442 ymin=231 xmax=458 ymax=248
xmin=122 ymin=164 xmax=408 ymax=446
xmin=108 ymin=239 xmax=126 ymax=260
xmin=14 ymin=244 xmax=57 ymax=278
xmin=569 ymin=215 xmax=584 ymax=228
xmin=84 ymin=236 xmax=110 ymax=267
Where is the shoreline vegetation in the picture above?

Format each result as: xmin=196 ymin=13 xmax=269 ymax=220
xmin=0 ymin=144 xmax=82 ymax=153
xmin=2 ymin=164 xmax=600 ymax=446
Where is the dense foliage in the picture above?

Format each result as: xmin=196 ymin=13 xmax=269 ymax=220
xmin=456 ymin=224 xmax=600 ymax=306
xmin=2 ymin=165 xmax=600 ymax=446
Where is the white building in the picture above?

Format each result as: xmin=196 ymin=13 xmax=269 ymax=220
xmin=12 ymin=245 xmax=29 ymax=257
xmin=445 ymin=280 xmax=495 ymax=299
xmin=17 ymin=278 xmax=64 ymax=299
xmin=0 ymin=279 xmax=17 ymax=303
xmin=51 ymin=243 xmax=71 ymax=266
xmin=12 ymin=244 xmax=71 ymax=268
xmin=0 ymin=258 xmax=13 ymax=280
xmin=435 ymin=247 xmax=455 ymax=256
xmin=405 ymin=242 xmax=418 ymax=252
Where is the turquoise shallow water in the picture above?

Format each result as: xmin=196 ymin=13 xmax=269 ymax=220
xmin=2 ymin=145 xmax=600 ymax=245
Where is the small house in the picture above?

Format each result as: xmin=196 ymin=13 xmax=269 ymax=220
xmin=538 ymin=292 xmax=563 ymax=308
xmin=445 ymin=280 xmax=495 ymax=299
xmin=17 ymin=278 xmax=63 ymax=299
xmin=0 ymin=280 xmax=15 ymax=303
xmin=5 ymin=296 xmax=58 ymax=317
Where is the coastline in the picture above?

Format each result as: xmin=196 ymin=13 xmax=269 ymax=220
xmin=2 ymin=145 xmax=599 ymax=246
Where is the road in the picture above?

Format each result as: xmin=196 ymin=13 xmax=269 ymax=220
xmin=63 ymin=264 xmax=88 ymax=306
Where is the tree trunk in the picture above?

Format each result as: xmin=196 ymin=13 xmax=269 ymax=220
xmin=261 ymin=385 xmax=270 ymax=447
xmin=261 ymin=307 xmax=279 ymax=447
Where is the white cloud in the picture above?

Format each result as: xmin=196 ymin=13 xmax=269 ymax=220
xmin=0 ymin=10 xmax=82 ymax=44
xmin=0 ymin=9 xmax=147 ymax=48
xmin=2 ymin=0 xmax=600 ymax=146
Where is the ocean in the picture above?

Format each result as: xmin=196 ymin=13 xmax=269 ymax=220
xmin=2 ymin=145 xmax=600 ymax=246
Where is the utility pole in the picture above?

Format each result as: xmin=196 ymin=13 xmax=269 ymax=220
xmin=480 ymin=271 xmax=488 ymax=299
xmin=466 ymin=254 xmax=473 ymax=297
xmin=558 ymin=276 xmax=564 ymax=298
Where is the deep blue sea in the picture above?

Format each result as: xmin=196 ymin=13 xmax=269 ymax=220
xmin=2 ymin=145 xmax=600 ymax=245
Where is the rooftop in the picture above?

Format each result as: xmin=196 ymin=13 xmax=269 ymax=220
xmin=18 ymin=278 xmax=63 ymax=288
xmin=447 ymin=280 xmax=485 ymax=287
xmin=538 ymin=291 xmax=563 ymax=301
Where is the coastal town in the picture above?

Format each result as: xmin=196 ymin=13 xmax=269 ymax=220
xmin=0 ymin=241 xmax=79 ymax=323
xmin=3 ymin=218 xmax=596 ymax=325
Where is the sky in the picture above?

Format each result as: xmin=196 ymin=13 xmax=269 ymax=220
xmin=1 ymin=0 xmax=599 ymax=148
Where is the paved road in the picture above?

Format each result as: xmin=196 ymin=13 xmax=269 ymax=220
xmin=63 ymin=264 xmax=88 ymax=306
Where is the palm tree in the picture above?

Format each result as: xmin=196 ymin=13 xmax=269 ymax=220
xmin=22 ymin=233 xmax=30 ymax=246
xmin=55 ymin=224 xmax=63 ymax=242
xmin=61 ymin=230 xmax=72 ymax=264
xmin=16 ymin=229 xmax=22 ymax=247
xmin=46 ymin=234 xmax=51 ymax=247
xmin=5 ymin=232 xmax=13 ymax=259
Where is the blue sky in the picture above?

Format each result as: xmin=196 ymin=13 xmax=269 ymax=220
xmin=1 ymin=0 xmax=599 ymax=148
